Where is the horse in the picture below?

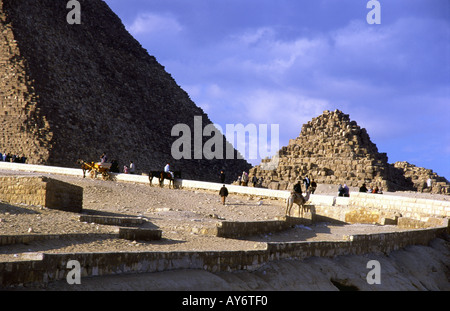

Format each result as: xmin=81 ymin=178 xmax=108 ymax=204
xmin=285 ymin=190 xmax=311 ymax=218
xmin=158 ymin=171 xmax=181 ymax=188
xmin=148 ymin=171 xmax=181 ymax=188
xmin=148 ymin=171 xmax=162 ymax=187
xmin=77 ymin=159 xmax=113 ymax=180
xmin=77 ymin=159 xmax=94 ymax=178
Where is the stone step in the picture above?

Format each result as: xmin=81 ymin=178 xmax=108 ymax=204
xmin=118 ymin=227 xmax=162 ymax=241
xmin=79 ymin=214 xmax=147 ymax=227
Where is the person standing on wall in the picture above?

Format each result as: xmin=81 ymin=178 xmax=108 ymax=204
xmin=310 ymin=179 xmax=317 ymax=194
xmin=129 ymin=161 xmax=136 ymax=174
xmin=303 ymin=175 xmax=310 ymax=191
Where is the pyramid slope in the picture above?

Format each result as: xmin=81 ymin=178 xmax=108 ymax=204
xmin=0 ymin=0 xmax=250 ymax=182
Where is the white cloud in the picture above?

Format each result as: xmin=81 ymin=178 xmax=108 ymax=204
xmin=224 ymin=27 xmax=327 ymax=77
xmin=126 ymin=12 xmax=183 ymax=36
xmin=232 ymin=27 xmax=275 ymax=45
xmin=238 ymin=88 xmax=330 ymax=136
xmin=206 ymin=84 xmax=225 ymax=98
xmin=181 ymin=83 xmax=226 ymax=114
xmin=331 ymin=20 xmax=390 ymax=51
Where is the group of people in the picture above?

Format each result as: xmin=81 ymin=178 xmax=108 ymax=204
xmin=234 ymin=171 xmax=264 ymax=188
xmin=98 ymin=152 xmax=135 ymax=174
xmin=338 ymin=183 xmax=384 ymax=196
xmin=1 ymin=152 xmax=27 ymax=163
xmin=98 ymin=152 xmax=178 ymax=179
xmin=219 ymin=172 xmax=320 ymax=206
xmin=359 ymin=183 xmax=383 ymax=194
xmin=218 ymin=170 xmax=262 ymax=205
xmin=292 ymin=176 xmax=317 ymax=196
xmin=338 ymin=184 xmax=350 ymax=197
xmin=123 ymin=161 xmax=136 ymax=174
xmin=229 ymin=172 xmax=318 ymax=194
xmin=301 ymin=175 xmax=317 ymax=194
xmin=218 ymin=172 xmax=390 ymax=206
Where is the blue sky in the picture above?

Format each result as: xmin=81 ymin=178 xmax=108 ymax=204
xmin=104 ymin=0 xmax=450 ymax=179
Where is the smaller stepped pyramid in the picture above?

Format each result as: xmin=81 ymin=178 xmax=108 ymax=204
xmin=250 ymin=110 xmax=449 ymax=194
xmin=391 ymin=162 xmax=449 ymax=194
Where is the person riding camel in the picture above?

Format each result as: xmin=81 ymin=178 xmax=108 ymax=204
xmin=293 ymin=180 xmax=303 ymax=199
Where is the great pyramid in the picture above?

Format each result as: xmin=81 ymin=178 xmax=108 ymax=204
xmin=0 ymin=0 xmax=251 ymax=182
xmin=250 ymin=110 xmax=449 ymax=194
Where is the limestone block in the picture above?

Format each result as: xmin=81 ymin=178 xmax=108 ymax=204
xmin=0 ymin=176 xmax=82 ymax=213
xmin=44 ymin=178 xmax=83 ymax=213
xmin=344 ymin=208 xmax=381 ymax=224
xmin=119 ymin=227 xmax=162 ymax=241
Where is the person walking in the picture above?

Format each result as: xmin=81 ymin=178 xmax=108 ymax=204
xmin=219 ymin=185 xmax=229 ymax=205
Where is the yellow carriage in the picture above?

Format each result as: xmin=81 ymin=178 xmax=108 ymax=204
xmin=79 ymin=160 xmax=112 ymax=180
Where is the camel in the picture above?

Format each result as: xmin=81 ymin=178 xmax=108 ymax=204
xmin=285 ymin=189 xmax=311 ymax=218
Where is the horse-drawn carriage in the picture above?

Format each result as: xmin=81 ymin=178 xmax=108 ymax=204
xmin=78 ymin=160 xmax=112 ymax=180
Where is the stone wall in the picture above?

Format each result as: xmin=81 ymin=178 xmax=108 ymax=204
xmin=0 ymin=176 xmax=47 ymax=207
xmin=0 ymin=233 xmax=90 ymax=246
xmin=0 ymin=226 xmax=446 ymax=287
xmin=78 ymin=215 xmax=146 ymax=227
xmin=215 ymin=217 xmax=311 ymax=238
xmin=0 ymin=176 xmax=82 ymax=212
xmin=311 ymin=192 xmax=450 ymax=226
xmin=118 ymin=228 xmax=162 ymax=241
xmin=349 ymin=192 xmax=450 ymax=220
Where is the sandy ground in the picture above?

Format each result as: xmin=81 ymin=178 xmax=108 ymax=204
xmin=0 ymin=170 xmax=432 ymax=260
xmin=0 ymin=170 xmax=449 ymax=291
